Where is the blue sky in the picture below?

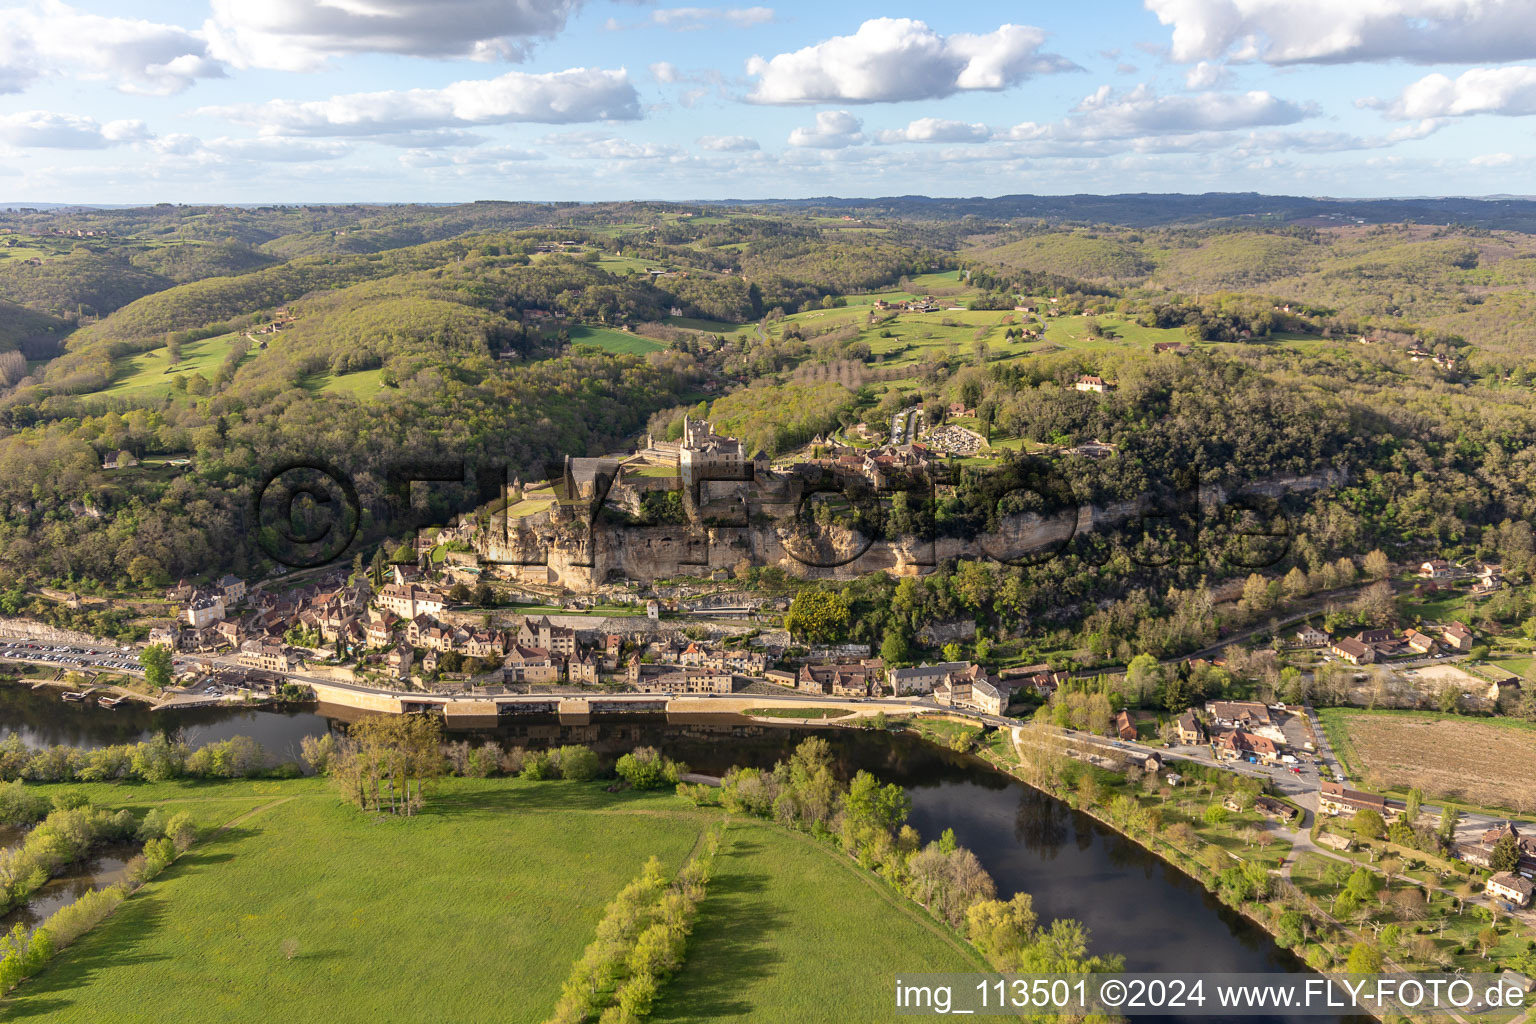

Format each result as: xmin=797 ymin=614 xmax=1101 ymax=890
xmin=1 ymin=0 xmax=1534 ymax=202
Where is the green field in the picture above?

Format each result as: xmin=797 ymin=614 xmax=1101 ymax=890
xmin=105 ymin=333 xmax=251 ymax=398
xmin=743 ymin=707 xmax=854 ymax=719
xmin=568 ymin=324 xmax=666 ymax=354
xmin=302 ymin=367 xmax=387 ymax=399
xmin=2 ymin=776 xmax=979 ymax=1022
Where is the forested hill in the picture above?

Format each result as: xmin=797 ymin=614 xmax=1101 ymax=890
xmin=8 ymin=199 xmax=1536 ymax=635
xmin=735 ymin=193 xmax=1536 ymax=231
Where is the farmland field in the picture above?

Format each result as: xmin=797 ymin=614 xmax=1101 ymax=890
xmin=568 ymin=324 xmax=666 ymax=354
xmin=3 ymin=776 xmax=979 ymax=1023
xmin=1319 ymin=709 xmax=1536 ymax=812
xmin=105 ymin=332 xmax=252 ymax=398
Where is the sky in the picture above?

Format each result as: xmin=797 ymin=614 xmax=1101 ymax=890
xmin=1 ymin=0 xmax=1535 ymax=203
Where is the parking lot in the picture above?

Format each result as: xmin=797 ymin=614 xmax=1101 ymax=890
xmin=0 ymin=639 xmax=147 ymax=676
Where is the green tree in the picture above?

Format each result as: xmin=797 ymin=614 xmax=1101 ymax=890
xmin=1353 ymin=808 xmax=1386 ymax=841
xmin=1346 ymin=942 xmax=1382 ymax=974
xmin=1404 ymin=787 xmax=1422 ymax=825
xmin=880 ymin=629 xmax=910 ymax=667
xmin=138 ymin=644 xmax=173 ymax=691
xmin=783 ymin=588 xmax=850 ymax=645
xmin=1491 ymin=832 xmax=1521 ymax=872
xmin=1363 ymin=549 xmax=1390 ymax=581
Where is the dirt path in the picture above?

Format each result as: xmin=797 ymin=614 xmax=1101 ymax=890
xmin=217 ymin=796 xmax=296 ymax=831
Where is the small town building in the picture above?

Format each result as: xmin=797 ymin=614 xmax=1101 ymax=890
xmin=1330 ymin=636 xmax=1375 ymax=665
xmin=1488 ymin=872 xmax=1534 ymax=908
xmin=1175 ymin=709 xmax=1205 ymax=745
xmin=1318 ymin=780 xmax=1396 ymax=820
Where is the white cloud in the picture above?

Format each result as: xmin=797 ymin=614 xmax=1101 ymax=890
xmin=650 ymin=61 xmax=683 ymax=84
xmin=1471 ymin=151 xmax=1517 ymax=166
xmin=544 ymin=132 xmax=681 ymax=159
xmin=787 ymin=110 xmax=865 ymax=148
xmin=0 ymin=110 xmax=151 ymax=149
xmin=1184 ymin=61 xmax=1231 ymax=89
xmin=1384 ymin=66 xmax=1536 ymax=118
xmin=747 ymin=18 xmax=1077 ymax=104
xmin=203 ymin=68 xmax=641 ymax=137
xmin=203 ymin=137 xmax=352 ymax=162
xmin=876 ymin=117 xmax=991 ymax=143
xmin=1004 ymin=84 xmax=1313 ymax=143
xmin=1146 ymin=0 xmax=1536 ymax=65
xmin=400 ymin=145 xmax=545 ymax=169
xmin=699 ymin=135 xmax=761 ymax=151
xmin=652 ymin=7 xmax=776 ymax=30
xmin=0 ymin=1 xmax=224 ymax=96
xmin=204 ymin=0 xmax=581 ymax=70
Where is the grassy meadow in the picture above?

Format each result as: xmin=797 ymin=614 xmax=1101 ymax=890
xmin=105 ymin=332 xmax=251 ymax=399
xmin=2 ymin=776 xmax=979 ymax=1023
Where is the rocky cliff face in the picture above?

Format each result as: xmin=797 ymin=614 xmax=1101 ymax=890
xmin=470 ymin=465 xmax=1349 ymax=589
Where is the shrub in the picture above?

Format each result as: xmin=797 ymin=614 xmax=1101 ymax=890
xmin=552 ymin=745 xmax=600 ymax=782
xmin=615 ymin=747 xmax=684 ymax=790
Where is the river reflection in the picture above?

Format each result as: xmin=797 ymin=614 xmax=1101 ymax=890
xmin=0 ymin=686 xmax=1351 ymax=1021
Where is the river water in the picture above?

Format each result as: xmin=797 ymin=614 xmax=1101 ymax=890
xmin=0 ymin=686 xmax=1343 ymax=1022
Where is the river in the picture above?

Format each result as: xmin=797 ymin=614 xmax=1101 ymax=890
xmin=0 ymin=687 xmax=1346 ymax=1022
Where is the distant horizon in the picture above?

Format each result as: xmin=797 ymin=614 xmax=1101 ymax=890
xmin=5 ymin=191 xmax=1536 ymax=211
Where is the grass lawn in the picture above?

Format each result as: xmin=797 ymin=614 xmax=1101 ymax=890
xmin=105 ymin=333 xmax=252 ymax=399
xmin=301 ymin=367 xmax=387 ymax=400
xmin=654 ymin=819 xmax=984 ymax=1023
xmin=743 ymin=707 xmax=853 ymax=720
xmin=4 ymin=776 xmax=980 ymax=1023
xmin=568 ymin=324 xmax=666 ymax=354
xmin=663 ymin=315 xmax=751 ymax=336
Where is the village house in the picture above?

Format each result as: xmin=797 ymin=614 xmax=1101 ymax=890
xmin=184 ymin=592 xmax=226 ymax=629
xmin=931 ymin=666 xmax=1007 ymax=715
xmin=568 ymin=648 xmax=600 ymax=685
xmin=1418 ymin=559 xmax=1456 ymax=580
xmin=1330 ymin=636 xmax=1375 ymax=665
xmin=518 ymin=616 xmax=576 ymax=656
xmin=1205 ymin=701 xmax=1287 ymax=744
xmin=635 ymin=668 xmax=734 ymax=694
xmin=214 ymin=620 xmax=242 ymax=647
xmin=1253 ymin=796 xmax=1299 ymax=823
xmin=386 ymin=645 xmax=412 ymax=680
xmin=797 ymin=660 xmax=882 ymax=698
xmin=887 ymin=661 xmax=972 ymax=696
xmin=1489 ymin=872 xmax=1534 ymax=908
xmin=1294 ymin=625 xmax=1329 ymax=646
xmin=375 ymin=583 xmax=446 ymax=619
xmin=215 ymin=574 xmax=247 ymax=605
xmin=365 ymin=611 xmax=398 ymax=649
xmin=420 ymin=649 xmax=439 ymax=675
xmin=602 ymin=634 xmax=623 ymax=671
xmin=1403 ymin=628 xmax=1437 ymax=655
xmin=1441 ymin=621 xmax=1476 ymax=653
xmin=1213 ymin=729 xmax=1279 ymax=763
xmin=101 ymin=450 xmax=138 ymax=470
xmin=503 ymin=645 xmax=559 ymax=684
xmin=764 ymin=667 xmax=797 ymax=688
xmin=1473 ymin=563 xmax=1504 ymax=594
xmin=1175 ymin=709 xmax=1205 ymax=745
xmin=1115 ymin=709 xmax=1137 ymax=742
xmin=1001 ymin=664 xmax=1069 ymax=700
xmin=237 ymin=639 xmax=295 ymax=673
xmin=148 ymin=624 xmax=183 ymax=650
xmin=1318 ymin=780 xmax=1397 ymax=820
xmin=1073 ymin=374 xmax=1111 ymax=393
